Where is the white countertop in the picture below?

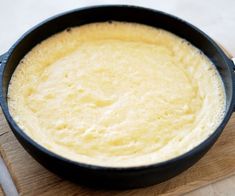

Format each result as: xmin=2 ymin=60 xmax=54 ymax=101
xmin=0 ymin=0 xmax=235 ymax=195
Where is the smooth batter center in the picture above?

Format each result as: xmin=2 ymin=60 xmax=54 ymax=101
xmin=8 ymin=22 xmax=225 ymax=167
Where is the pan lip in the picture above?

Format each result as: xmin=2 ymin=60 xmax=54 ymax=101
xmin=0 ymin=4 xmax=234 ymax=172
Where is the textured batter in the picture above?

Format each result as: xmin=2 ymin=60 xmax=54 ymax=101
xmin=8 ymin=22 xmax=225 ymax=167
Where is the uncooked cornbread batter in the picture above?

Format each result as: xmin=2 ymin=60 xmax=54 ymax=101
xmin=8 ymin=22 xmax=225 ymax=167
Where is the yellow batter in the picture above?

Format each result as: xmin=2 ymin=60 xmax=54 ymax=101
xmin=8 ymin=22 xmax=225 ymax=167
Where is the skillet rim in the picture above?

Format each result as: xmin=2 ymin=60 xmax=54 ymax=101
xmin=0 ymin=4 xmax=234 ymax=172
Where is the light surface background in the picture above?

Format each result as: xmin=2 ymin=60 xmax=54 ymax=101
xmin=0 ymin=0 xmax=235 ymax=195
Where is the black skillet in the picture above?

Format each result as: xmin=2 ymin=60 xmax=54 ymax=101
xmin=0 ymin=5 xmax=234 ymax=189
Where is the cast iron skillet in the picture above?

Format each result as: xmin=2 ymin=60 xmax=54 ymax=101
xmin=0 ymin=5 xmax=235 ymax=189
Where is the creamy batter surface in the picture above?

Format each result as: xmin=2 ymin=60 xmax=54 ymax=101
xmin=8 ymin=22 xmax=225 ymax=167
